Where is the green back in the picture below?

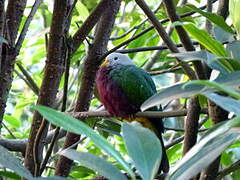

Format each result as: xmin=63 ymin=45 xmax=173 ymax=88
xmin=110 ymin=65 xmax=156 ymax=107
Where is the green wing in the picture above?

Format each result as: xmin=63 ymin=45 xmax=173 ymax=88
xmin=110 ymin=65 xmax=156 ymax=107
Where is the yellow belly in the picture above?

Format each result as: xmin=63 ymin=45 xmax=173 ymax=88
xmin=125 ymin=117 xmax=155 ymax=131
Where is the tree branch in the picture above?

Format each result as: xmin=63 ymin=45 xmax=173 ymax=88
xmin=24 ymin=0 xmax=69 ymax=176
xmin=15 ymin=0 xmax=43 ymax=55
xmin=162 ymin=0 xmax=206 ymax=80
xmin=117 ymin=41 xmax=199 ymax=54
xmin=135 ymin=0 xmax=197 ymax=80
xmin=0 ymin=0 xmax=27 ymax=127
xmin=55 ymin=0 xmax=121 ymax=176
xmin=71 ymin=0 xmax=110 ymax=54
xmin=100 ymin=2 xmax=214 ymax=61
xmin=70 ymin=109 xmax=207 ymax=119
xmin=0 ymin=129 xmax=66 ymax=154
xmin=16 ymin=62 xmax=39 ymax=95
xmin=0 ymin=0 xmax=5 ymax=73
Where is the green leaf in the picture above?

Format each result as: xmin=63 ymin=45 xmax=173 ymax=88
xmin=184 ymin=80 xmax=240 ymax=99
xmin=185 ymin=4 xmax=234 ymax=34
xmin=169 ymin=50 xmax=232 ymax=73
xmin=183 ymin=23 xmax=228 ymax=57
xmin=0 ymin=36 xmax=8 ymax=44
xmin=204 ymin=93 xmax=240 ymax=115
xmin=0 ymin=145 xmax=33 ymax=179
xmin=213 ymin=26 xmax=235 ymax=43
xmin=33 ymin=105 xmax=135 ymax=179
xmin=226 ymin=40 xmax=240 ymax=59
xmin=141 ymin=71 xmax=240 ymax=111
xmin=0 ymin=171 xmax=21 ymax=179
xmin=3 ymin=114 xmax=21 ymax=128
xmin=122 ymin=122 xmax=162 ymax=180
xmin=229 ymin=0 xmax=240 ymax=38
xmin=76 ymin=1 xmax=89 ymax=22
xmin=60 ymin=149 xmax=127 ymax=180
xmin=169 ymin=116 xmax=240 ymax=180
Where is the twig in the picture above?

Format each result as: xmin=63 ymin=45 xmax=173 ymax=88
xmin=89 ymin=1 xmax=163 ymax=41
xmin=0 ymin=129 xmax=66 ymax=154
xmin=100 ymin=1 xmax=217 ymax=61
xmin=15 ymin=0 xmax=43 ymax=55
xmin=165 ymin=136 xmax=184 ymax=149
xmin=216 ymin=160 xmax=240 ymax=180
xmin=165 ymin=127 xmax=207 ymax=132
xmin=117 ymin=41 xmax=199 ymax=54
xmin=149 ymin=67 xmax=182 ymax=75
xmin=16 ymin=63 xmax=39 ymax=95
xmin=135 ymin=0 xmax=197 ymax=80
xmin=14 ymin=70 xmax=38 ymax=94
xmin=40 ymin=127 xmax=60 ymax=174
xmin=1 ymin=122 xmax=16 ymax=139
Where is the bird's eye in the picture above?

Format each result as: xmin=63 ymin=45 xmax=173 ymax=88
xmin=114 ymin=57 xmax=118 ymax=60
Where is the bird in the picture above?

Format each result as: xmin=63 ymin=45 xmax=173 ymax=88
xmin=95 ymin=52 xmax=169 ymax=174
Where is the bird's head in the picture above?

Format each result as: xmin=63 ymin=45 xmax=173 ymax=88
xmin=100 ymin=52 xmax=135 ymax=68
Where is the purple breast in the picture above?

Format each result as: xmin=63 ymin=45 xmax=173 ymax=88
xmin=96 ymin=67 xmax=138 ymax=118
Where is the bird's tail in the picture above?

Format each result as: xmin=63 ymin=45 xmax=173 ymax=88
xmin=158 ymin=133 xmax=169 ymax=174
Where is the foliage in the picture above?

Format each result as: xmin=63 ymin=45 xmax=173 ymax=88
xmin=1 ymin=0 xmax=240 ymax=180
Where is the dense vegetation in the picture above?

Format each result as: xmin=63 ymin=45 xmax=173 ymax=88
xmin=0 ymin=0 xmax=240 ymax=179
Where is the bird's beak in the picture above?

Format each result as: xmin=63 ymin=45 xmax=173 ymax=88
xmin=100 ymin=59 xmax=110 ymax=67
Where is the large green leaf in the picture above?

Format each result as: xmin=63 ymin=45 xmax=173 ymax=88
xmin=60 ymin=149 xmax=127 ymax=180
xmin=183 ymin=23 xmax=229 ymax=57
xmin=184 ymin=80 xmax=240 ymax=99
xmin=75 ymin=1 xmax=89 ymax=22
xmin=204 ymin=93 xmax=240 ymax=115
xmin=185 ymin=4 xmax=234 ymax=34
xmin=229 ymin=0 xmax=240 ymax=38
xmin=34 ymin=105 xmax=135 ymax=179
xmin=0 ymin=145 xmax=33 ymax=179
xmin=122 ymin=122 xmax=162 ymax=180
xmin=169 ymin=116 xmax=240 ymax=180
xmin=141 ymin=71 xmax=240 ymax=111
xmin=169 ymin=50 xmax=231 ymax=73
xmin=226 ymin=40 xmax=240 ymax=59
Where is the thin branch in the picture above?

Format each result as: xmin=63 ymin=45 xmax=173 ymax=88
xmin=14 ymin=69 xmax=38 ymax=94
xmin=165 ymin=136 xmax=184 ymax=149
xmin=15 ymin=0 xmax=43 ymax=55
xmin=149 ymin=67 xmax=182 ymax=75
xmin=16 ymin=63 xmax=39 ymax=95
xmin=70 ymin=109 xmax=207 ymax=119
xmin=117 ymin=41 xmax=199 ymax=53
xmin=0 ymin=129 xmax=66 ymax=154
xmin=216 ymin=160 xmax=240 ymax=180
xmin=71 ymin=0 xmax=110 ymax=54
xmin=89 ymin=1 xmax=163 ymax=41
xmin=100 ymin=1 xmax=217 ymax=61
